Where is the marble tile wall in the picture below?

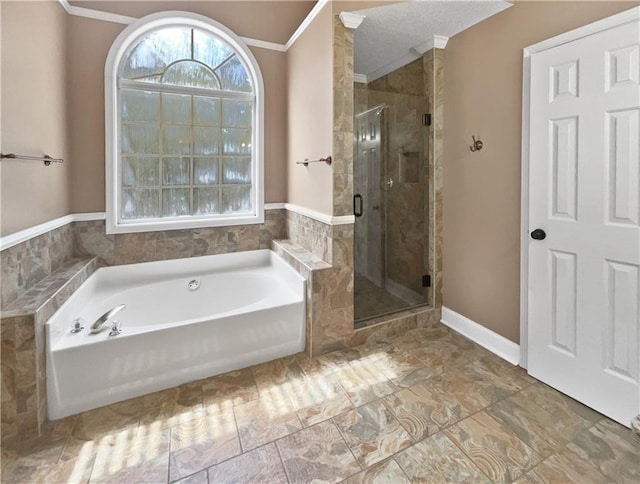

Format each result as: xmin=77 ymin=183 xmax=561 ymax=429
xmin=286 ymin=211 xmax=332 ymax=263
xmin=1 ymin=257 xmax=98 ymax=445
xmin=333 ymin=17 xmax=354 ymax=218
xmin=356 ymin=59 xmax=429 ymax=299
xmin=74 ymin=209 xmax=286 ymax=265
xmin=424 ymin=48 xmax=445 ymax=307
xmin=1 ymin=223 xmax=75 ymax=310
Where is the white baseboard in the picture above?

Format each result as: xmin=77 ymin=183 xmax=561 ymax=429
xmin=441 ymin=306 xmax=520 ymax=365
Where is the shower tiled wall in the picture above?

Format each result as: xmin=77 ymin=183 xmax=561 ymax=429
xmin=353 ymin=50 xmax=444 ymax=309
xmin=355 ymin=58 xmax=429 ymax=299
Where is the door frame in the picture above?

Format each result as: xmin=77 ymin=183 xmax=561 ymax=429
xmin=519 ymin=6 xmax=640 ymax=369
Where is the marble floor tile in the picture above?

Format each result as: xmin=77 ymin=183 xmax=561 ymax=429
xmin=5 ymin=322 xmax=635 ymax=484
xmin=174 ymin=469 xmax=208 ymax=484
xmin=251 ymin=355 xmax=306 ymax=394
xmin=342 ymin=458 xmax=411 ymax=484
xmin=169 ymin=410 xmax=241 ymax=482
xmin=486 ymin=392 xmax=568 ymax=458
xmin=139 ymin=401 xmax=205 ymax=431
xmin=444 ymin=411 xmax=541 ymax=484
xmin=394 ymin=432 xmax=491 ymax=484
xmin=375 ymin=349 xmax=435 ymax=383
xmin=519 ymin=382 xmax=602 ymax=430
xmin=333 ymin=363 xmax=397 ymax=407
xmin=207 ymin=443 xmax=287 ymax=484
xmin=284 ymin=373 xmax=345 ymax=411
xmin=72 ymin=403 xmax=141 ymax=441
xmin=525 ymin=449 xmax=611 ymax=484
xmin=566 ymin=419 xmax=640 ymax=483
xmin=233 ymin=392 xmax=302 ymax=451
xmin=201 ymin=367 xmax=259 ymax=414
xmin=334 ymin=400 xmax=412 ymax=468
xmin=276 ymin=420 xmax=360 ymax=484
xmin=2 ymin=457 xmax=92 ymax=484
xmin=402 ymin=369 xmax=491 ymax=429
xmin=458 ymin=355 xmax=535 ymax=401
xmin=293 ymin=376 xmax=354 ymax=428
xmin=382 ymin=386 xmax=454 ymax=441
xmin=88 ymin=427 xmax=170 ymax=483
xmin=294 ymin=351 xmax=346 ymax=377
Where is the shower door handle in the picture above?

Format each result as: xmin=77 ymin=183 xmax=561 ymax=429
xmin=353 ymin=194 xmax=363 ymax=217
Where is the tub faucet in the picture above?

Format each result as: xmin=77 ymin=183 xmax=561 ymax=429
xmin=90 ymin=304 xmax=126 ymax=334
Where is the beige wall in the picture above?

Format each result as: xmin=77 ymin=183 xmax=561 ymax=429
xmin=71 ymin=1 xmax=315 ymax=45
xmin=443 ymin=0 xmax=639 ymax=343
xmin=67 ymin=15 xmax=289 ymax=213
xmin=286 ymin=1 xmax=334 ymax=215
xmin=0 ymin=1 xmax=70 ymax=236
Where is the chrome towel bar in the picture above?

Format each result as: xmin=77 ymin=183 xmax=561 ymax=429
xmin=0 ymin=153 xmax=64 ymax=165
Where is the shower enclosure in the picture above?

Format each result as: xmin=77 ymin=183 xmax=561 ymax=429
xmin=353 ymin=59 xmax=430 ymax=324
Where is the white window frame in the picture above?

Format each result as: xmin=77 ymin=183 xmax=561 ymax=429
xmin=105 ymin=11 xmax=264 ymax=234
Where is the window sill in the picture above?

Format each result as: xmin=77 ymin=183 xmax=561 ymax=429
xmin=106 ymin=212 xmax=265 ymax=235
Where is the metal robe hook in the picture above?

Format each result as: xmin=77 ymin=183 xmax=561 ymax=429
xmin=469 ymin=136 xmax=483 ymax=152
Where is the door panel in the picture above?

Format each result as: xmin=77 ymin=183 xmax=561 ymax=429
xmin=355 ymin=108 xmax=384 ymax=286
xmin=528 ymin=18 xmax=640 ymax=426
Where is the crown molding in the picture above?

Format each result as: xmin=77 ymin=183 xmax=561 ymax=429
xmin=354 ymin=73 xmax=368 ymax=84
xmin=523 ymin=5 xmax=639 ymax=57
xmin=58 ymin=0 xmax=287 ymax=51
xmin=410 ymin=35 xmax=449 ymax=56
xmin=241 ymin=38 xmax=287 ymax=53
xmin=368 ymin=34 xmax=449 ymax=82
xmin=339 ymin=12 xmax=365 ymax=30
xmin=285 ymin=0 xmax=330 ymax=50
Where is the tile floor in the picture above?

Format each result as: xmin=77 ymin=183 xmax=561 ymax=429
xmin=354 ymin=273 xmax=419 ymax=323
xmin=2 ymin=323 xmax=638 ymax=484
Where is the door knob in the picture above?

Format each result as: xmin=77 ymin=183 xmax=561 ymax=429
xmin=531 ymin=229 xmax=546 ymax=240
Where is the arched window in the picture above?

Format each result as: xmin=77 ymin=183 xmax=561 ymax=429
xmin=105 ymin=12 xmax=264 ymax=234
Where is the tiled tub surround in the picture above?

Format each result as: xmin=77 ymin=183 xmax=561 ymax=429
xmin=3 ymin=322 xmax=637 ymax=484
xmin=1 ymin=211 xmax=287 ymax=446
xmin=46 ymin=250 xmax=305 ymax=420
xmin=1 ymin=223 xmax=75 ymax=309
xmin=73 ymin=209 xmax=287 ymax=267
xmin=1 ymin=257 xmax=99 ymax=445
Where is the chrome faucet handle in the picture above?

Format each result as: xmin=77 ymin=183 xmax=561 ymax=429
xmin=109 ymin=320 xmax=122 ymax=337
xmin=71 ymin=318 xmax=85 ymax=333
xmin=90 ymin=304 xmax=126 ymax=334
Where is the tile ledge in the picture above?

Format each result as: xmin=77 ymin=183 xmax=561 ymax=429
xmin=272 ymin=240 xmax=332 ymax=272
xmin=1 ymin=257 xmax=99 ymax=318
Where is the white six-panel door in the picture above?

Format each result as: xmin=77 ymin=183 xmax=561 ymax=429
xmin=527 ymin=14 xmax=639 ymax=426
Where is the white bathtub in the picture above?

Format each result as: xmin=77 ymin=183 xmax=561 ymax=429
xmin=46 ymin=249 xmax=305 ymax=420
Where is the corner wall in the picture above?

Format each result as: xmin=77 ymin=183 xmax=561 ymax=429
xmin=286 ymin=2 xmax=334 ymax=215
xmin=443 ymin=0 xmax=638 ymax=343
xmin=0 ymin=1 xmax=70 ymax=236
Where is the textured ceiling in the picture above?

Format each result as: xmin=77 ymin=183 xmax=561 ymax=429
xmin=353 ymin=0 xmax=512 ymax=80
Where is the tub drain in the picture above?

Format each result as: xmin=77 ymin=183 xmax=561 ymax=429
xmin=188 ymin=279 xmax=200 ymax=291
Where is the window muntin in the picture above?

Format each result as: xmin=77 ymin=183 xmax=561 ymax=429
xmin=109 ymin=18 xmax=262 ymax=231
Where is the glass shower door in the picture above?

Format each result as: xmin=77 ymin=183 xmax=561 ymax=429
xmin=354 ymin=82 xmax=429 ymax=325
